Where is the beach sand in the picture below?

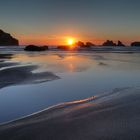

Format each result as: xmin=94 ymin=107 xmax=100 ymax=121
xmin=0 ymin=65 xmax=60 ymax=89
xmin=0 ymin=53 xmax=60 ymax=89
xmin=0 ymin=87 xmax=140 ymax=140
xmin=0 ymin=54 xmax=13 ymax=59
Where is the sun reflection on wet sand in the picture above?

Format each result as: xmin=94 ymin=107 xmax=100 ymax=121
xmin=61 ymin=96 xmax=96 ymax=112
xmin=69 ymin=63 xmax=74 ymax=72
xmin=12 ymin=53 xmax=96 ymax=73
xmin=11 ymin=52 xmax=140 ymax=74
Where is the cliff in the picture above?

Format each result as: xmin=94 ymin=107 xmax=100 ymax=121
xmin=0 ymin=29 xmax=19 ymax=46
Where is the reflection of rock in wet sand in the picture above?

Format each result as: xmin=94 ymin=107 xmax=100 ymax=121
xmin=0 ymin=87 xmax=140 ymax=140
xmin=0 ymin=54 xmax=14 ymax=64
xmin=0 ymin=65 xmax=60 ymax=89
xmin=0 ymin=54 xmax=13 ymax=59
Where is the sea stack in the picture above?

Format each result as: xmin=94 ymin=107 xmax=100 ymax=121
xmin=131 ymin=42 xmax=140 ymax=47
xmin=0 ymin=29 xmax=19 ymax=46
xmin=24 ymin=45 xmax=49 ymax=51
xmin=117 ymin=41 xmax=125 ymax=46
xmin=102 ymin=40 xmax=116 ymax=46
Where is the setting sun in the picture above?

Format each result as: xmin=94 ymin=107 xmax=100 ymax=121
xmin=67 ymin=38 xmax=75 ymax=45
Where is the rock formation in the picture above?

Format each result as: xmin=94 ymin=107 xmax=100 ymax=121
xmin=131 ymin=42 xmax=140 ymax=47
xmin=85 ymin=42 xmax=95 ymax=48
xmin=75 ymin=41 xmax=95 ymax=48
xmin=57 ymin=45 xmax=71 ymax=50
xmin=102 ymin=40 xmax=116 ymax=46
xmin=0 ymin=29 xmax=19 ymax=46
xmin=24 ymin=45 xmax=48 ymax=51
xmin=75 ymin=41 xmax=85 ymax=47
xmin=117 ymin=41 xmax=125 ymax=46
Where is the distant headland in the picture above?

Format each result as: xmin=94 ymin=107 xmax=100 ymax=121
xmin=0 ymin=29 xmax=19 ymax=46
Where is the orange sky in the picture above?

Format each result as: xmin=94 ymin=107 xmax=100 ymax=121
xmin=16 ymin=34 xmax=136 ymax=46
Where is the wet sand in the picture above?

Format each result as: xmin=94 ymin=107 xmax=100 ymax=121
xmin=0 ymin=87 xmax=140 ymax=140
xmin=0 ymin=53 xmax=60 ymax=89
xmin=0 ymin=54 xmax=13 ymax=59
xmin=0 ymin=65 xmax=60 ymax=89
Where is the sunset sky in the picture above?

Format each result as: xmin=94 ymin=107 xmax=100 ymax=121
xmin=0 ymin=0 xmax=140 ymax=45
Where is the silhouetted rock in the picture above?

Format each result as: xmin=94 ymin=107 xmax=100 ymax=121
xmin=24 ymin=45 xmax=48 ymax=51
xmin=75 ymin=41 xmax=85 ymax=47
xmin=0 ymin=29 xmax=19 ymax=46
xmin=102 ymin=40 xmax=116 ymax=46
xmin=75 ymin=41 xmax=95 ymax=49
xmin=57 ymin=45 xmax=70 ymax=50
xmin=117 ymin=41 xmax=125 ymax=46
xmin=131 ymin=42 xmax=140 ymax=47
xmin=75 ymin=41 xmax=92 ymax=48
xmin=85 ymin=42 xmax=95 ymax=48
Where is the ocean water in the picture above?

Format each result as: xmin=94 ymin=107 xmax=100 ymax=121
xmin=0 ymin=46 xmax=140 ymax=123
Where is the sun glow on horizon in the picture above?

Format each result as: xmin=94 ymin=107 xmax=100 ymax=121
xmin=67 ymin=38 xmax=75 ymax=45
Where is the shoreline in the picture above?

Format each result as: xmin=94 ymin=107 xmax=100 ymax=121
xmin=1 ymin=46 xmax=140 ymax=53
